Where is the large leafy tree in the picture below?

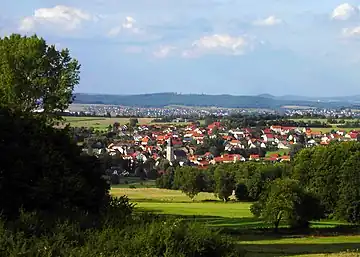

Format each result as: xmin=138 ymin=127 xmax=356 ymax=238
xmin=293 ymin=141 xmax=360 ymax=218
xmin=251 ymin=179 xmax=323 ymax=231
xmin=0 ymin=108 xmax=110 ymax=219
xmin=337 ymin=152 xmax=360 ymax=223
xmin=174 ymin=166 xmax=206 ymax=200
xmin=0 ymin=34 xmax=80 ymax=120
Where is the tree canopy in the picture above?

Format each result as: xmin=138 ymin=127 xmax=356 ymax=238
xmin=0 ymin=34 xmax=80 ymax=120
xmin=0 ymin=108 xmax=110 ymax=218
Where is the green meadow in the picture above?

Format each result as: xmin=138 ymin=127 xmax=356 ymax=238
xmin=111 ymin=186 xmax=360 ymax=257
xmin=61 ymin=116 xmax=192 ymax=129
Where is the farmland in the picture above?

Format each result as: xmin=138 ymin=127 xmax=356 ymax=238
xmin=60 ymin=116 xmax=192 ymax=129
xmin=111 ymin=186 xmax=360 ymax=257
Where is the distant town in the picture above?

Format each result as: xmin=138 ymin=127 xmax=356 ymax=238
xmin=66 ymin=103 xmax=360 ymax=119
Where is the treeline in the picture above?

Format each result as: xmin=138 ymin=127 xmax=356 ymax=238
xmin=157 ymin=141 xmax=360 ymax=229
xmin=218 ymin=115 xmax=332 ymax=129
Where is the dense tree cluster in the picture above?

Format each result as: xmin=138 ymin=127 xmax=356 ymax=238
xmin=157 ymin=141 xmax=360 ymax=229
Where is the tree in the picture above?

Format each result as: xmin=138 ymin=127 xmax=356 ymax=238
xmin=337 ymin=152 xmax=360 ymax=223
xmin=214 ymin=167 xmax=236 ymax=202
xmin=234 ymin=183 xmax=249 ymax=201
xmin=293 ymin=142 xmax=360 ymax=217
xmin=251 ymin=178 xmax=322 ymax=231
xmin=129 ymin=118 xmax=139 ymax=128
xmin=0 ymin=108 xmax=110 ymax=219
xmin=0 ymin=34 xmax=80 ymax=121
xmin=175 ymin=167 xmax=206 ymax=200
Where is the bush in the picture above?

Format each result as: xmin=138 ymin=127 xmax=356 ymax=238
xmin=0 ymin=217 xmax=244 ymax=257
xmin=75 ymin=219 xmax=244 ymax=257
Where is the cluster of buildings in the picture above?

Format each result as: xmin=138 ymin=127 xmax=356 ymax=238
xmin=102 ymin=121 xmax=359 ymax=170
xmin=68 ymin=104 xmax=360 ymax=120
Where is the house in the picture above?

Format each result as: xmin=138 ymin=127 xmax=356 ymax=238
xmin=270 ymin=125 xmax=282 ymax=133
xmin=249 ymin=154 xmax=260 ymax=161
xmin=280 ymin=155 xmax=291 ymax=162
xmin=262 ymin=133 xmax=274 ymax=143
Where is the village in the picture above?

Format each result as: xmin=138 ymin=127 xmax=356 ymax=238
xmin=99 ymin=120 xmax=359 ymax=171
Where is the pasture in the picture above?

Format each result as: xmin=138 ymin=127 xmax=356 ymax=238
xmin=111 ymin=186 xmax=360 ymax=257
xmin=61 ymin=116 xmax=192 ymax=129
xmin=61 ymin=116 xmax=154 ymax=129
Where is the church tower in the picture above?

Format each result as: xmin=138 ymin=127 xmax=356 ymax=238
xmin=166 ymin=137 xmax=174 ymax=162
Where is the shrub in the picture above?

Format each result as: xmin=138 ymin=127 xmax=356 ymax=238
xmin=0 ymin=217 xmax=244 ymax=257
xmin=78 ymin=219 xmax=244 ymax=257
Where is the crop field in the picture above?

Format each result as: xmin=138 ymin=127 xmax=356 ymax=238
xmin=111 ymin=186 xmax=360 ymax=257
xmin=61 ymin=116 xmax=154 ymax=129
xmin=61 ymin=116 xmax=192 ymax=129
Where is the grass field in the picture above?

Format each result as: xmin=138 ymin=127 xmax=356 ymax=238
xmin=61 ymin=116 xmax=154 ymax=129
xmin=111 ymin=187 xmax=360 ymax=257
xmin=61 ymin=116 xmax=193 ymax=129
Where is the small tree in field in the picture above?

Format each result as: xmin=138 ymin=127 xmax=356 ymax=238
xmin=214 ymin=167 xmax=236 ymax=202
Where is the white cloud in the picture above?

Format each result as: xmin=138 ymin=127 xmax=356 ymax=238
xmin=19 ymin=5 xmax=94 ymax=32
xmin=253 ymin=16 xmax=282 ymax=26
xmin=183 ymin=34 xmax=253 ymax=57
xmin=331 ymin=3 xmax=359 ymax=21
xmin=153 ymin=45 xmax=177 ymax=58
xmin=342 ymin=26 xmax=360 ymax=37
xmin=108 ymin=16 xmax=142 ymax=36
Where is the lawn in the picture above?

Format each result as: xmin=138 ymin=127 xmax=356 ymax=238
xmin=111 ymin=187 xmax=360 ymax=257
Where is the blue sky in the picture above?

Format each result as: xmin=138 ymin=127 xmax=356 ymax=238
xmin=2 ymin=1 xmax=360 ymax=96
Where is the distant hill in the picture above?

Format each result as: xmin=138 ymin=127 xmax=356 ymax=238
xmin=73 ymin=92 xmax=355 ymax=109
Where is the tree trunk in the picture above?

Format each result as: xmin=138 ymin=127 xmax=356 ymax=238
xmin=274 ymin=213 xmax=282 ymax=233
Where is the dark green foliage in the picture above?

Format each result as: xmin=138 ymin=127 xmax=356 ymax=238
xmin=293 ymin=141 xmax=360 ymax=221
xmin=174 ymin=166 xmax=206 ymax=200
xmin=156 ymin=168 xmax=175 ymax=189
xmin=251 ymin=179 xmax=323 ymax=231
xmin=214 ymin=167 xmax=236 ymax=202
xmin=336 ymin=152 xmax=360 ymax=223
xmin=0 ymin=108 xmax=110 ymax=219
xmin=0 ymin=216 xmax=244 ymax=257
xmin=129 ymin=118 xmax=138 ymax=127
xmin=235 ymin=183 xmax=249 ymax=201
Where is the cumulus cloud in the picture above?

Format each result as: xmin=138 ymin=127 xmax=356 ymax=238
xmin=253 ymin=16 xmax=283 ymax=26
xmin=331 ymin=3 xmax=359 ymax=21
xmin=153 ymin=45 xmax=177 ymax=58
xmin=19 ymin=5 xmax=95 ymax=32
xmin=342 ymin=26 xmax=360 ymax=37
xmin=108 ymin=16 xmax=142 ymax=36
xmin=182 ymin=34 xmax=253 ymax=58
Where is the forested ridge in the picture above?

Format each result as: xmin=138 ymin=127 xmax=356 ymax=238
xmin=73 ymin=92 xmax=351 ymax=109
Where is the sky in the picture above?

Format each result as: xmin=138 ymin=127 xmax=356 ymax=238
xmin=2 ymin=1 xmax=360 ymax=96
